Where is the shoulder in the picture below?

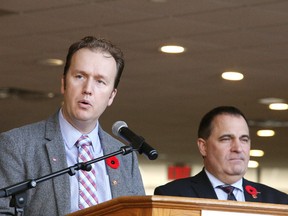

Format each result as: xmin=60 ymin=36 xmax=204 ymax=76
xmin=154 ymin=177 xmax=194 ymax=195
xmin=1 ymin=113 xmax=58 ymax=137
xmin=155 ymin=171 xmax=207 ymax=190
xmin=1 ymin=119 xmax=46 ymax=139
xmin=0 ymin=113 xmax=59 ymax=149
xmin=244 ymin=179 xmax=288 ymax=204
xmin=244 ymin=179 xmax=285 ymax=194
xmin=161 ymin=177 xmax=193 ymax=187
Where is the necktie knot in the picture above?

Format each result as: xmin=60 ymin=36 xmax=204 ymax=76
xmin=218 ymin=185 xmax=237 ymax=201
xmin=76 ymin=135 xmax=92 ymax=148
xmin=219 ymin=185 xmax=234 ymax=194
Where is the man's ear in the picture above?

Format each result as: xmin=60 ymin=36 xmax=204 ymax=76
xmin=197 ymin=138 xmax=207 ymax=157
xmin=61 ymin=76 xmax=65 ymax=94
xmin=107 ymin=88 xmax=117 ymax=106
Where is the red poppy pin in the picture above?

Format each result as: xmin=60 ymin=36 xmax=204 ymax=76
xmin=105 ymin=156 xmax=120 ymax=169
xmin=245 ymin=185 xmax=260 ymax=199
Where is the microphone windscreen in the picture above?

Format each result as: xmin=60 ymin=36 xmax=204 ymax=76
xmin=112 ymin=121 xmax=128 ymax=136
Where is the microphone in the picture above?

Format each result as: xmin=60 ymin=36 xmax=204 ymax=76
xmin=112 ymin=121 xmax=158 ymax=160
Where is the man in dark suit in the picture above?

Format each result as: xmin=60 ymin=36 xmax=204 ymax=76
xmin=0 ymin=36 xmax=145 ymax=215
xmin=154 ymin=106 xmax=288 ymax=204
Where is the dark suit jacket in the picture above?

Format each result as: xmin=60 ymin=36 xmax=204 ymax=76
xmin=154 ymin=169 xmax=288 ymax=204
xmin=0 ymin=112 xmax=145 ymax=216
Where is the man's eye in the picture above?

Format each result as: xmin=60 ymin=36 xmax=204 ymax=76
xmin=97 ymin=80 xmax=106 ymax=85
xmin=220 ymin=137 xmax=231 ymax=141
xmin=76 ymin=75 xmax=83 ymax=79
xmin=241 ymin=138 xmax=249 ymax=143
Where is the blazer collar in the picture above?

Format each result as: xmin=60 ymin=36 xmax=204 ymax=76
xmin=191 ymin=169 xmax=219 ymax=199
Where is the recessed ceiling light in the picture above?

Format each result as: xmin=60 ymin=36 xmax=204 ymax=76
xmin=250 ymin=149 xmax=264 ymax=157
xmin=248 ymin=160 xmax=259 ymax=168
xmin=258 ymin=98 xmax=284 ymax=105
xmin=39 ymin=58 xmax=64 ymax=66
xmin=160 ymin=45 xmax=185 ymax=54
xmin=257 ymin=129 xmax=275 ymax=137
xmin=269 ymin=103 xmax=288 ymax=110
xmin=221 ymin=71 xmax=244 ymax=81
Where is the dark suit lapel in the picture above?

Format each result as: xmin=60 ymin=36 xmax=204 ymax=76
xmin=243 ymin=179 xmax=262 ymax=202
xmin=191 ymin=169 xmax=218 ymax=199
xmin=45 ymin=114 xmax=71 ymax=215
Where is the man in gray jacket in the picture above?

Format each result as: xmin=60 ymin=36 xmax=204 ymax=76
xmin=0 ymin=36 xmax=145 ymax=215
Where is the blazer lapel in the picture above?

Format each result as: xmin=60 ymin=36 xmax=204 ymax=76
xmin=98 ymin=126 xmax=124 ymax=198
xmin=45 ymin=114 xmax=71 ymax=215
xmin=243 ymin=179 xmax=262 ymax=202
xmin=191 ymin=169 xmax=218 ymax=199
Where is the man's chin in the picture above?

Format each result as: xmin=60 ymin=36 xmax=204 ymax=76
xmin=74 ymin=114 xmax=95 ymax=122
xmin=229 ymin=166 xmax=246 ymax=176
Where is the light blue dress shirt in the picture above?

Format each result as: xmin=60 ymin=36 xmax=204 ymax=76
xmin=58 ymin=109 xmax=112 ymax=213
xmin=205 ymin=169 xmax=245 ymax=201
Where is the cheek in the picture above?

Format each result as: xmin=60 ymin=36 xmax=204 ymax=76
xmin=208 ymin=145 xmax=226 ymax=161
xmin=244 ymin=147 xmax=251 ymax=157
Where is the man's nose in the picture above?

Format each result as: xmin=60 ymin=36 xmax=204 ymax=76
xmin=231 ymin=139 xmax=243 ymax=152
xmin=83 ymin=79 xmax=93 ymax=95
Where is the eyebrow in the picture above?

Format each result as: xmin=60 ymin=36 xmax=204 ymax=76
xmin=219 ymin=134 xmax=233 ymax=139
xmin=219 ymin=134 xmax=250 ymax=139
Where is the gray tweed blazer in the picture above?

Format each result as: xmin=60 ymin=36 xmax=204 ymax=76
xmin=0 ymin=112 xmax=145 ymax=215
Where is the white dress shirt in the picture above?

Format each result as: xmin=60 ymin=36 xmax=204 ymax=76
xmin=205 ymin=169 xmax=245 ymax=201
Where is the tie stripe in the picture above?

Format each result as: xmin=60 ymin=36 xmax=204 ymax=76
xmin=76 ymin=135 xmax=98 ymax=209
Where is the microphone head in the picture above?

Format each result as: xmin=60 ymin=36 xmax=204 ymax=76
xmin=112 ymin=121 xmax=128 ymax=137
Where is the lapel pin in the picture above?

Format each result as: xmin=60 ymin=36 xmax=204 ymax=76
xmin=245 ymin=185 xmax=260 ymax=199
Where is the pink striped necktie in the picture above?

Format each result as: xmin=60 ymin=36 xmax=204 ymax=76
xmin=76 ymin=135 xmax=98 ymax=209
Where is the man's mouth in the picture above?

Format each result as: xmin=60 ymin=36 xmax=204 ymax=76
xmin=79 ymin=100 xmax=91 ymax=106
xmin=230 ymin=157 xmax=244 ymax=162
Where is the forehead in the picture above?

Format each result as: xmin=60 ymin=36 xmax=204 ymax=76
xmin=70 ymin=49 xmax=117 ymax=71
xmin=72 ymin=48 xmax=113 ymax=61
xmin=211 ymin=114 xmax=249 ymax=134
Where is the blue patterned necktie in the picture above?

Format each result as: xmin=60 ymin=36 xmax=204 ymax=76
xmin=219 ymin=185 xmax=237 ymax=201
xmin=76 ymin=135 xmax=98 ymax=209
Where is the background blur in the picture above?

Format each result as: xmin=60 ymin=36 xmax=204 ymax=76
xmin=0 ymin=0 xmax=288 ymax=194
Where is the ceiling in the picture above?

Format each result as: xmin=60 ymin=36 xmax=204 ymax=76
xmin=0 ymin=0 xmax=288 ymax=169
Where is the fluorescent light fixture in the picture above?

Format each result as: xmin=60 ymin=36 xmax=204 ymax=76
xmin=248 ymin=160 xmax=259 ymax=168
xmin=160 ymin=45 xmax=185 ymax=54
xmin=250 ymin=149 xmax=264 ymax=157
xmin=269 ymin=103 xmax=288 ymax=110
xmin=221 ymin=71 xmax=244 ymax=81
xmin=257 ymin=129 xmax=275 ymax=137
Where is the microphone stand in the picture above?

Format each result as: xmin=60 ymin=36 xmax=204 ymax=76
xmin=0 ymin=146 xmax=133 ymax=216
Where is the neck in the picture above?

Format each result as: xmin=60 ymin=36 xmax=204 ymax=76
xmin=61 ymin=109 xmax=97 ymax=134
xmin=205 ymin=168 xmax=243 ymax=185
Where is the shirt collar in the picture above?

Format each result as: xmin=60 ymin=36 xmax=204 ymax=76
xmin=204 ymin=168 xmax=243 ymax=192
xmin=58 ymin=109 xmax=99 ymax=151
